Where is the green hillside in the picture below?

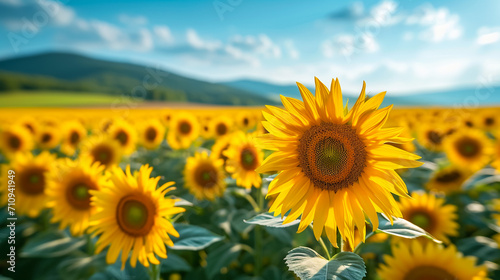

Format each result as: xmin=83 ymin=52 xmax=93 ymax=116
xmin=0 ymin=91 xmax=136 ymax=107
xmin=0 ymin=52 xmax=277 ymax=106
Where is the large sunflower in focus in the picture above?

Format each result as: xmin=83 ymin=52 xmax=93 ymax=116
xmin=184 ymin=151 xmax=226 ymax=201
xmin=224 ymin=132 xmax=263 ymax=189
xmin=47 ymin=156 xmax=106 ymax=236
xmin=80 ymin=134 xmax=123 ymax=168
xmin=90 ymin=165 xmax=185 ymax=269
xmin=257 ymin=77 xmax=422 ymax=247
xmin=398 ymin=192 xmax=458 ymax=243
xmin=9 ymin=152 xmax=56 ymax=217
xmin=426 ymin=165 xmax=472 ymax=194
xmin=0 ymin=125 xmax=33 ymax=158
xmin=443 ymin=128 xmax=493 ymax=171
xmin=167 ymin=112 xmax=200 ymax=149
xmin=378 ymin=240 xmax=488 ymax=280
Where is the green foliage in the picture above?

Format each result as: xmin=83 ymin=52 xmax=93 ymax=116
xmin=285 ymin=247 xmax=366 ymax=280
xmin=373 ymin=213 xmax=441 ymax=242
xmin=169 ymin=224 xmax=224 ymax=251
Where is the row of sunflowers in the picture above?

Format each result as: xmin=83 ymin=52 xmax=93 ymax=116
xmin=1 ymin=78 xmax=500 ymax=279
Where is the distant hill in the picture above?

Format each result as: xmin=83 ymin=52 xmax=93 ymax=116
xmin=0 ymin=52 xmax=278 ymax=106
xmin=222 ymin=79 xmax=500 ymax=107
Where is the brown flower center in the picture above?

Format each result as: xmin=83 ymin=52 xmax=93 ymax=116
xmin=408 ymin=210 xmax=434 ymax=232
xmin=8 ymin=134 xmax=21 ymax=150
xmin=115 ymin=130 xmax=128 ymax=145
xmin=19 ymin=167 xmax=46 ymax=195
xmin=404 ymin=266 xmax=456 ymax=280
xmin=240 ymin=147 xmax=258 ymax=170
xmin=145 ymin=127 xmax=157 ymax=142
xmin=91 ymin=144 xmax=114 ymax=166
xmin=216 ymin=123 xmax=228 ymax=136
xmin=179 ymin=121 xmax=192 ymax=135
xmin=194 ymin=163 xmax=218 ymax=189
xmin=70 ymin=131 xmax=80 ymax=144
xmin=455 ymin=137 xmax=481 ymax=158
xmin=484 ymin=117 xmax=494 ymax=127
xmin=435 ymin=170 xmax=461 ymax=183
xmin=116 ymin=194 xmax=156 ymax=237
xmin=427 ymin=131 xmax=442 ymax=145
xmin=41 ymin=133 xmax=52 ymax=143
xmin=298 ymin=123 xmax=366 ymax=192
xmin=66 ymin=180 xmax=96 ymax=210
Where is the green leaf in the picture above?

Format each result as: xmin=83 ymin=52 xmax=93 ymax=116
xmin=160 ymin=253 xmax=192 ymax=273
xmin=457 ymin=236 xmax=500 ymax=264
xmin=206 ymin=243 xmax=243 ymax=279
xmin=169 ymin=224 xmax=224 ymax=251
xmin=58 ymin=252 xmax=107 ymax=280
xmin=244 ymin=212 xmax=300 ymax=228
xmin=374 ymin=213 xmax=441 ymax=243
xmin=20 ymin=231 xmax=86 ymax=258
xmin=285 ymin=247 xmax=366 ymax=280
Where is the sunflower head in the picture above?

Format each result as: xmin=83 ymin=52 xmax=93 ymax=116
xmin=0 ymin=124 xmax=34 ymax=157
xmin=224 ymin=132 xmax=264 ymax=189
xmin=167 ymin=112 xmax=200 ymax=149
xmin=47 ymin=156 xmax=106 ymax=236
xmin=10 ymin=151 xmax=57 ymax=217
xmin=80 ymin=134 xmax=123 ymax=168
xmin=426 ymin=165 xmax=472 ymax=194
xmin=184 ymin=151 xmax=226 ymax=201
xmin=256 ymin=77 xmax=422 ymax=247
xmin=417 ymin=124 xmax=445 ymax=152
xmin=36 ymin=125 xmax=62 ymax=150
xmin=139 ymin=119 xmax=165 ymax=150
xmin=108 ymin=119 xmax=137 ymax=155
xmin=399 ymin=191 xmax=458 ymax=244
xmin=236 ymin=112 xmax=256 ymax=131
xmin=90 ymin=164 xmax=185 ymax=269
xmin=443 ymin=128 xmax=493 ymax=172
xmin=210 ymin=116 xmax=233 ymax=138
xmin=211 ymin=134 xmax=233 ymax=166
xmin=60 ymin=121 xmax=87 ymax=156
xmin=378 ymin=240 xmax=488 ymax=280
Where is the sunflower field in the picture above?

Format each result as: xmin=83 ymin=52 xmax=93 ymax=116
xmin=1 ymin=78 xmax=500 ymax=280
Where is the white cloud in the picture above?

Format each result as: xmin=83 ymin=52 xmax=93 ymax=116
xmin=476 ymin=26 xmax=500 ymax=45
xmin=406 ymin=5 xmax=462 ymax=42
xmin=284 ymin=40 xmax=299 ymax=59
xmin=118 ymin=14 xmax=148 ymax=25
xmin=322 ymin=33 xmax=378 ymax=58
xmin=186 ymin=29 xmax=222 ymax=51
xmin=368 ymin=0 xmax=400 ymax=27
xmin=229 ymin=34 xmax=281 ymax=58
xmin=154 ymin=25 xmax=174 ymax=45
xmin=0 ymin=0 xmax=75 ymax=30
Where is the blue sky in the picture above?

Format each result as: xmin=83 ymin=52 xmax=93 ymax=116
xmin=1 ymin=0 xmax=500 ymax=95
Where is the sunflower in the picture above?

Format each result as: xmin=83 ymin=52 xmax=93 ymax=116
xmin=184 ymin=151 xmax=226 ymax=201
xmin=398 ymin=192 xmax=458 ymax=243
xmin=167 ymin=112 xmax=200 ymax=149
xmin=46 ymin=156 xmax=106 ymax=236
xmin=417 ymin=124 xmax=445 ymax=152
xmin=138 ymin=119 xmax=165 ymax=150
xmin=256 ymin=77 xmax=422 ymax=247
xmin=378 ymin=240 xmax=488 ymax=280
xmin=0 ymin=125 xmax=34 ymax=158
xmin=36 ymin=125 xmax=61 ymax=150
xmin=15 ymin=116 xmax=39 ymax=136
xmin=60 ymin=121 xmax=87 ymax=156
xmin=210 ymin=116 xmax=232 ymax=138
xmin=443 ymin=128 xmax=493 ymax=171
xmin=108 ymin=119 xmax=137 ymax=155
xmin=224 ymin=132 xmax=263 ymax=189
xmin=199 ymin=117 xmax=213 ymax=139
xmin=478 ymin=112 xmax=497 ymax=132
xmin=492 ymin=134 xmax=500 ymax=172
xmin=426 ymin=165 xmax=472 ymax=194
xmin=89 ymin=165 xmax=185 ymax=269
xmin=80 ymin=134 xmax=123 ymax=168
xmin=9 ymin=151 xmax=56 ymax=217
xmin=211 ymin=134 xmax=233 ymax=166
xmin=236 ymin=112 xmax=256 ymax=131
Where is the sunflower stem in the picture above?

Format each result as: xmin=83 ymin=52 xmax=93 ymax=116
xmin=170 ymin=213 xmax=183 ymax=223
xmin=254 ymin=187 xmax=264 ymax=276
xmin=244 ymin=192 xmax=261 ymax=213
xmin=149 ymin=263 xmax=160 ymax=280
xmin=318 ymin=236 xmax=332 ymax=260
xmin=85 ymin=234 xmax=95 ymax=255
